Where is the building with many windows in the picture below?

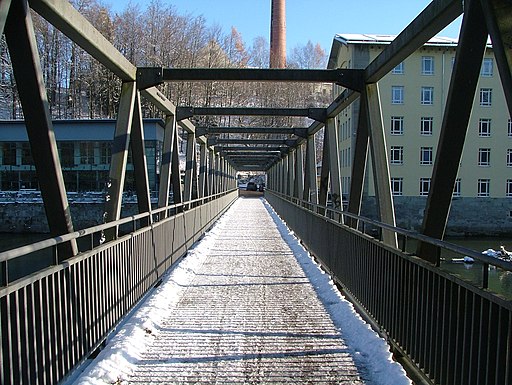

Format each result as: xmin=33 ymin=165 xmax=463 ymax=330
xmin=0 ymin=119 xmax=165 ymax=193
xmin=329 ymin=34 xmax=512 ymax=235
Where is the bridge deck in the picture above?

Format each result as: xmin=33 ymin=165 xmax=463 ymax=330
xmin=72 ymin=197 xmax=410 ymax=385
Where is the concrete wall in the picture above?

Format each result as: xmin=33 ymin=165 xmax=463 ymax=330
xmin=361 ymin=196 xmax=512 ymax=237
xmin=0 ymin=203 xmax=140 ymax=233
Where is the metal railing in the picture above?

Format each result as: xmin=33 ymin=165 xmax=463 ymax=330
xmin=266 ymin=190 xmax=512 ymax=385
xmin=0 ymin=190 xmax=238 ymax=385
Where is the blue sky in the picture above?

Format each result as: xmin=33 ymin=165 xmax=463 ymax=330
xmin=109 ymin=1 xmax=462 ymax=53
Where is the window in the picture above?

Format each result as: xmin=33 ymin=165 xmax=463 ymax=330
xmin=478 ymin=179 xmax=490 ymax=197
xmin=59 ymin=143 xmax=75 ymax=167
xmin=420 ymin=117 xmax=433 ymax=135
xmin=391 ymin=177 xmax=403 ymax=196
xmin=390 ymin=146 xmax=404 ymax=165
xmin=478 ymin=118 xmax=492 ymax=137
xmin=420 ymin=147 xmax=433 ymax=165
xmin=419 ymin=178 xmax=431 ymax=196
xmin=508 ymin=119 xmax=512 ymax=137
xmin=1 ymin=143 xmax=17 ymax=166
xmin=421 ymin=56 xmax=434 ymax=75
xmin=479 ymin=88 xmax=492 ymax=106
xmin=481 ymin=58 xmax=493 ymax=77
xmin=507 ymin=179 xmax=512 ymax=198
xmin=478 ymin=148 xmax=491 ymax=166
xmin=507 ymin=149 xmax=512 ymax=167
xmin=453 ymin=178 xmax=461 ymax=197
xmin=21 ymin=143 xmax=33 ymax=165
xmin=99 ymin=142 xmax=111 ymax=165
xmin=391 ymin=116 xmax=404 ymax=135
xmin=79 ymin=142 xmax=95 ymax=165
xmin=421 ymin=86 xmax=434 ymax=105
xmin=392 ymin=62 xmax=404 ymax=74
xmin=392 ymin=86 xmax=404 ymax=104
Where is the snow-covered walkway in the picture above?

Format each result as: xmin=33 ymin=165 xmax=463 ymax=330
xmin=70 ymin=197 xmax=411 ymax=385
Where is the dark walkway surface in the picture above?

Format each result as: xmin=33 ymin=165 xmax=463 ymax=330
xmin=72 ymin=197 xmax=410 ymax=385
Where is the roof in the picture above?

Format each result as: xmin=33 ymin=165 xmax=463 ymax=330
xmin=334 ymin=33 xmax=459 ymax=47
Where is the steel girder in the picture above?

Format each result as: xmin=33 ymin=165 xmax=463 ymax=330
xmin=136 ymin=67 xmax=365 ymax=91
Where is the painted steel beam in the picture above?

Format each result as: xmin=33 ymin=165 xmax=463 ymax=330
xmin=29 ymin=0 xmax=136 ymax=81
xmin=366 ymin=83 xmax=397 ymax=247
xmin=0 ymin=0 xmax=11 ymax=34
xmin=481 ymin=0 xmax=512 ymax=117
xmin=171 ymin=127 xmax=183 ymax=205
xmin=158 ymin=115 xmax=176 ymax=211
xmin=5 ymin=0 xmax=77 ymax=257
xmin=137 ymin=67 xmax=365 ymax=91
xmin=347 ymin=97 xmax=370 ymax=225
xmin=418 ymin=0 xmax=488 ymax=264
xmin=222 ymin=151 xmax=281 ymax=157
xmin=184 ymin=132 xmax=197 ymax=201
xmin=104 ymin=82 xmax=136 ymax=227
xmin=303 ymin=134 xmax=318 ymax=203
xmin=177 ymin=107 xmax=327 ymax=123
xmin=366 ymin=0 xmax=463 ymax=83
xmin=198 ymin=143 xmax=207 ymax=198
xmin=208 ymin=137 xmax=297 ymax=146
xmin=214 ymin=145 xmax=288 ymax=153
xmin=196 ymin=126 xmax=309 ymax=138
xmin=318 ymin=127 xmax=330 ymax=208
xmin=131 ymin=92 xmax=152 ymax=224
xmin=326 ymin=118 xmax=343 ymax=216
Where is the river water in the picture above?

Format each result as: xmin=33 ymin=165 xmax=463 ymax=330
xmin=1 ymin=233 xmax=511 ymax=300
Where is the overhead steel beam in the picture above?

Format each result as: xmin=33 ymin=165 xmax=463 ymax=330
xmin=208 ymin=137 xmax=297 ymax=146
xmin=5 ymin=0 xmax=77 ymax=258
xmin=196 ymin=126 xmax=309 ymax=138
xmin=177 ymin=107 xmax=327 ymax=123
xmin=222 ymin=151 xmax=281 ymax=157
xmin=137 ymin=67 xmax=365 ymax=91
xmin=418 ymin=0 xmax=488 ymax=264
xmin=481 ymin=0 xmax=512 ymax=117
xmin=29 ymin=0 xmax=136 ymax=81
xmin=366 ymin=0 xmax=463 ymax=83
xmin=215 ymin=145 xmax=287 ymax=151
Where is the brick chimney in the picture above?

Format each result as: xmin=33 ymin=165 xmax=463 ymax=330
xmin=270 ymin=0 xmax=286 ymax=68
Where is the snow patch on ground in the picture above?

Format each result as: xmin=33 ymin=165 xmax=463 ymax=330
xmin=66 ymin=201 xmax=239 ymax=385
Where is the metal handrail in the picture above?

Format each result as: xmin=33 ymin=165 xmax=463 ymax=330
xmin=270 ymin=190 xmax=512 ymax=272
xmin=0 ymin=189 xmax=237 ymax=264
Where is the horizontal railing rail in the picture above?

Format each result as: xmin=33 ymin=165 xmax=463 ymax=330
xmin=266 ymin=190 xmax=512 ymax=385
xmin=0 ymin=190 xmax=238 ymax=385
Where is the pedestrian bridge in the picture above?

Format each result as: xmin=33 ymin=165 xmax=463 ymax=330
xmin=1 ymin=1 xmax=512 ymax=385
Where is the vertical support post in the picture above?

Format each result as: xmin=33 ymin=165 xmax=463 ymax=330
xmin=287 ymin=151 xmax=294 ymax=197
xmin=103 ymin=81 xmax=136 ymax=230
xmin=4 ymin=0 xmax=77 ymax=258
xmin=418 ymin=0 xmax=488 ymax=263
xmin=208 ymin=149 xmax=215 ymax=196
xmin=215 ymin=153 xmax=221 ymax=194
xmin=303 ymin=134 xmax=318 ymax=203
xmin=130 ymin=91 xmax=152 ymax=225
xmin=366 ymin=83 xmax=397 ymax=247
xmin=294 ymin=144 xmax=305 ymax=200
xmin=171 ymin=127 xmax=183 ymax=206
xmin=184 ymin=132 xmax=196 ymax=202
xmin=198 ymin=142 xmax=207 ymax=199
xmin=158 ymin=115 xmax=176 ymax=211
xmin=318 ymin=126 xmax=330 ymax=208
xmin=326 ymin=118 xmax=343 ymax=216
xmin=348 ymin=96 xmax=370 ymax=227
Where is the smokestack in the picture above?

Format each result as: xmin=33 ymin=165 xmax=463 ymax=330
xmin=270 ymin=0 xmax=286 ymax=68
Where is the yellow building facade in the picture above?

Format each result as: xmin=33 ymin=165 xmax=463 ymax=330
xmin=329 ymin=34 xmax=512 ymax=234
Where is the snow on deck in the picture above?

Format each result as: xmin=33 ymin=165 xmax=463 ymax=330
xmin=69 ymin=197 xmax=411 ymax=385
